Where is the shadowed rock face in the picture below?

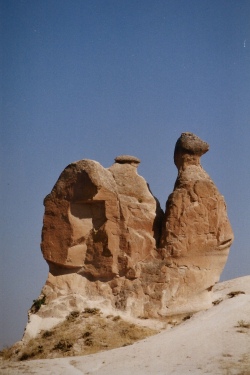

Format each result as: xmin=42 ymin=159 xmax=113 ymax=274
xmin=36 ymin=133 xmax=233 ymax=333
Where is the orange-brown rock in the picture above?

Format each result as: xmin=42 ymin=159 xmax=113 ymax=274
xmin=23 ymin=134 xmax=234 ymax=341
xmin=41 ymin=156 xmax=163 ymax=280
xmin=158 ymin=132 xmax=234 ymax=313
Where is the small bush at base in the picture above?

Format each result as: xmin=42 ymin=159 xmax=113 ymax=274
xmin=53 ymin=339 xmax=73 ymax=352
xmin=227 ymin=291 xmax=245 ymax=298
xmin=237 ymin=320 xmax=250 ymax=328
xmin=32 ymin=295 xmax=46 ymax=312
xmin=83 ymin=308 xmax=100 ymax=314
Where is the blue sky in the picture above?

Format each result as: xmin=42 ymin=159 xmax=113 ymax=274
xmin=0 ymin=0 xmax=249 ymax=349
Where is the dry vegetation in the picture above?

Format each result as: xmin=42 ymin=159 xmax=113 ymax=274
xmin=1 ymin=308 xmax=158 ymax=362
xmin=220 ymin=353 xmax=250 ymax=375
xmin=236 ymin=319 xmax=250 ymax=334
xmin=227 ymin=291 xmax=245 ymax=298
xmin=237 ymin=320 xmax=250 ymax=329
xmin=212 ymin=298 xmax=223 ymax=306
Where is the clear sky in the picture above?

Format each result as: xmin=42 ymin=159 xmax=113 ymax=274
xmin=0 ymin=0 xmax=249 ymax=349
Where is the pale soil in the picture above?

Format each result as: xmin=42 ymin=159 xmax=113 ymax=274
xmin=1 ymin=275 xmax=250 ymax=375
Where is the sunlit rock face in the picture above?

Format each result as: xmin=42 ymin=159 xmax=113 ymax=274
xmin=28 ymin=133 xmax=233 ymax=341
xmin=41 ymin=156 xmax=163 ymax=280
xmin=157 ymin=132 xmax=234 ymax=314
xmin=161 ymin=132 xmax=234 ymax=258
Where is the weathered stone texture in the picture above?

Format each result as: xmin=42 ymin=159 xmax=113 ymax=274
xmin=160 ymin=133 xmax=233 ymax=263
xmin=41 ymin=158 xmax=163 ymax=281
xmin=31 ymin=132 xmax=234 ymax=340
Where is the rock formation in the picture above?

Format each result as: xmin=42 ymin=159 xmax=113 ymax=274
xmin=41 ymin=155 xmax=163 ymax=279
xmin=23 ymin=133 xmax=234 ymax=341
xmin=157 ymin=132 xmax=234 ymax=314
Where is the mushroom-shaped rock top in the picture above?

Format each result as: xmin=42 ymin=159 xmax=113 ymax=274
xmin=115 ymin=155 xmax=141 ymax=165
xmin=174 ymin=132 xmax=209 ymax=169
xmin=175 ymin=132 xmax=209 ymax=155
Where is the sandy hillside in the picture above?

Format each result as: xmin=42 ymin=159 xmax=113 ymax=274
xmin=1 ymin=275 xmax=250 ymax=375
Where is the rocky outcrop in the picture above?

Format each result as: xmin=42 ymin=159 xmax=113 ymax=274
xmin=161 ymin=132 xmax=233 ymax=259
xmin=156 ymin=132 xmax=234 ymax=314
xmin=23 ymin=133 xmax=234 ymax=341
xmin=41 ymin=156 xmax=163 ymax=280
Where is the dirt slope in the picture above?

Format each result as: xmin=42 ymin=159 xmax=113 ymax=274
xmin=1 ymin=276 xmax=250 ymax=375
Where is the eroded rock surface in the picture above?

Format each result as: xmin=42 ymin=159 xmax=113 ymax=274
xmin=41 ymin=156 xmax=163 ymax=281
xmin=24 ymin=133 xmax=234 ymax=341
xmin=157 ymin=132 xmax=234 ymax=313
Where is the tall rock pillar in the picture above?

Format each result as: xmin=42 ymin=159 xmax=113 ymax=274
xmin=158 ymin=132 xmax=234 ymax=313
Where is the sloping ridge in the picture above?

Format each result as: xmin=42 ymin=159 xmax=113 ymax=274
xmin=1 ymin=275 xmax=250 ymax=375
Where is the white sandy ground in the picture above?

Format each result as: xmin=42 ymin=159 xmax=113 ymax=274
xmin=1 ymin=276 xmax=250 ymax=375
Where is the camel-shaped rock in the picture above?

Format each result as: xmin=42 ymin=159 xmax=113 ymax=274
xmin=23 ymin=133 xmax=234 ymax=341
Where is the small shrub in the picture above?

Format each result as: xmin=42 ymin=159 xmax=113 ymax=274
xmin=121 ymin=328 xmax=129 ymax=336
xmin=106 ymin=315 xmax=113 ymax=318
xmin=183 ymin=314 xmax=192 ymax=321
xmin=19 ymin=346 xmax=42 ymax=361
xmin=138 ymin=198 xmax=143 ymax=203
xmin=19 ymin=352 xmax=33 ymax=361
xmin=53 ymin=339 xmax=73 ymax=352
xmin=122 ymin=342 xmax=132 ymax=347
xmin=227 ymin=291 xmax=245 ymax=298
xmin=84 ymin=308 xmax=100 ymax=315
xmin=113 ymin=315 xmax=121 ymax=321
xmin=42 ymin=330 xmax=53 ymax=339
xmin=32 ymin=295 xmax=46 ymax=312
xmin=238 ymin=320 xmax=250 ymax=328
xmin=37 ymin=345 xmax=43 ymax=353
xmin=67 ymin=311 xmax=80 ymax=321
xmin=0 ymin=347 xmax=12 ymax=360
xmin=82 ymin=331 xmax=92 ymax=338
xmin=84 ymin=338 xmax=93 ymax=346
xmin=212 ymin=298 xmax=223 ymax=306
